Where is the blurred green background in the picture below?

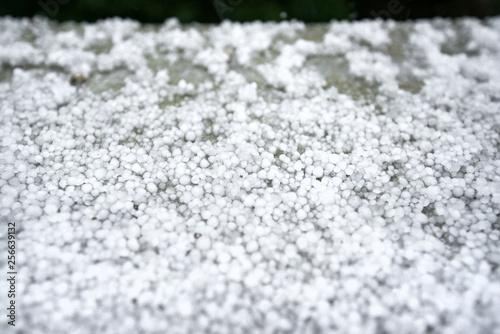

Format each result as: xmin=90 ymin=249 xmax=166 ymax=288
xmin=1 ymin=0 xmax=500 ymax=22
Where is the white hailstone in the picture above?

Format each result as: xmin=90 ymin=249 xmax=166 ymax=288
xmin=43 ymin=204 xmax=58 ymax=215
xmin=201 ymin=210 xmax=212 ymax=220
xmin=185 ymin=131 xmax=196 ymax=142
xmin=213 ymin=185 xmax=225 ymax=195
xmin=178 ymin=300 xmax=193 ymax=317
xmin=242 ymin=273 xmax=257 ymax=288
xmin=132 ymin=163 xmax=142 ymax=174
xmin=426 ymin=185 xmax=441 ymax=200
xmin=306 ymin=231 xmax=320 ymax=243
xmin=191 ymin=186 xmax=203 ymax=198
xmin=422 ymin=176 xmax=437 ymax=186
xmin=207 ymin=216 xmax=219 ymax=228
xmin=68 ymin=176 xmax=84 ymax=186
xmin=257 ymin=170 xmax=267 ymax=179
xmin=254 ymin=198 xmax=267 ymax=209
xmin=196 ymin=237 xmax=211 ymax=251
xmin=261 ymin=158 xmax=272 ymax=169
xmin=375 ymin=174 xmax=388 ymax=185
xmin=191 ymin=175 xmax=200 ymax=184
xmin=452 ymin=187 xmax=464 ymax=197
xmin=347 ymin=196 xmax=361 ymax=208
xmin=179 ymin=175 xmax=191 ymax=185
xmin=227 ymin=262 xmax=243 ymax=281
xmin=331 ymin=177 xmax=342 ymax=187
xmin=81 ymin=183 xmax=93 ymax=193
xmin=26 ymin=205 xmax=42 ymax=217
xmin=127 ymin=238 xmax=140 ymax=252
xmin=313 ymin=166 xmax=324 ymax=178
xmin=217 ymin=252 xmax=231 ymax=263
xmin=246 ymin=240 xmax=259 ymax=253
xmin=209 ymin=204 xmax=222 ymax=216
xmin=344 ymin=278 xmax=360 ymax=295
xmin=128 ymin=224 xmax=141 ymax=238
xmin=243 ymin=195 xmax=255 ymax=207
xmin=0 ymin=196 xmax=15 ymax=208
xmin=94 ymin=168 xmax=107 ymax=179
xmin=293 ymin=160 xmax=303 ymax=171
xmin=109 ymin=158 xmax=120 ymax=169
xmin=297 ymin=209 xmax=307 ymax=220
xmin=146 ymin=183 xmax=158 ymax=193
xmin=238 ymin=83 xmax=257 ymax=102
xmin=296 ymin=235 xmax=308 ymax=250
xmin=233 ymin=105 xmax=248 ymax=122
xmin=465 ymin=188 xmax=476 ymax=198
xmin=284 ymin=244 xmax=297 ymax=258
xmin=235 ymin=215 xmax=247 ymax=226
xmin=125 ymin=153 xmax=137 ymax=164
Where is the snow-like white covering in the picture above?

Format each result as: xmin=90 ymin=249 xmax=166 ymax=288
xmin=1 ymin=16 xmax=500 ymax=334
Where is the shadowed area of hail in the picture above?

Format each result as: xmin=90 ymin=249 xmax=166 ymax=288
xmin=0 ymin=16 xmax=500 ymax=334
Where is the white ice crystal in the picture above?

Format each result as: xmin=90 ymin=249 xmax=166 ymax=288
xmin=0 ymin=15 xmax=500 ymax=334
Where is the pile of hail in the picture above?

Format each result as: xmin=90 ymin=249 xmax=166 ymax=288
xmin=1 ymin=16 xmax=499 ymax=334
